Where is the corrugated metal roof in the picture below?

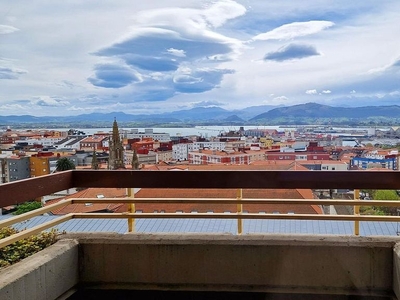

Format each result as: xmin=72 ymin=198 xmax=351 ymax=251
xmin=2 ymin=215 xmax=400 ymax=236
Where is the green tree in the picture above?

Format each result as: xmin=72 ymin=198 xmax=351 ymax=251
xmin=374 ymin=190 xmax=399 ymax=201
xmin=361 ymin=190 xmax=400 ymax=215
xmin=55 ymin=157 xmax=76 ymax=172
xmin=13 ymin=201 xmax=42 ymax=215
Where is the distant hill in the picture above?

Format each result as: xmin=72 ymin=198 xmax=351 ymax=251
xmin=231 ymin=104 xmax=284 ymax=120
xmin=250 ymin=102 xmax=400 ymax=124
xmin=160 ymin=107 xmax=231 ymax=121
xmin=1 ymin=102 xmax=400 ymax=127
xmin=0 ymin=105 xmax=279 ymax=125
xmin=222 ymin=115 xmax=244 ymax=122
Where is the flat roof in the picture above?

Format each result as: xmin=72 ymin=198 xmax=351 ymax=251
xmin=3 ymin=215 xmax=400 ymax=236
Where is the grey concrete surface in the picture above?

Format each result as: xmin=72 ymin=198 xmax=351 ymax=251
xmin=394 ymin=244 xmax=400 ymax=300
xmin=0 ymin=239 xmax=79 ymax=300
xmin=1 ymin=233 xmax=399 ymax=299
xmin=72 ymin=233 xmax=397 ymax=297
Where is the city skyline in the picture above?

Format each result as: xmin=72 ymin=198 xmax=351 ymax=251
xmin=1 ymin=0 xmax=399 ymax=117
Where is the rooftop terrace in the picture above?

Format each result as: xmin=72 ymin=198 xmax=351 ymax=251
xmin=1 ymin=169 xmax=400 ymax=299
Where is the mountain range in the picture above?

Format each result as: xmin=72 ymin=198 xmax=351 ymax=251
xmin=1 ymin=103 xmax=399 ymax=127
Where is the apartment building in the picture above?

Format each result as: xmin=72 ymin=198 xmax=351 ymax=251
xmin=351 ymin=149 xmax=399 ymax=170
xmin=173 ymin=142 xmax=226 ymax=161
xmin=188 ymin=149 xmax=250 ymax=165
xmin=124 ymin=128 xmax=170 ymax=142
xmin=0 ymin=155 xmax=30 ymax=183
xmin=30 ymin=152 xmax=78 ymax=176
xmin=80 ymin=135 xmax=109 ymax=151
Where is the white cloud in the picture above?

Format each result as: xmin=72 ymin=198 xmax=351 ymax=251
xmin=367 ymin=57 xmax=400 ymax=74
xmin=322 ymin=90 xmax=331 ymax=94
xmin=0 ymin=66 xmax=27 ymax=79
xmin=130 ymin=2 xmax=245 ymax=45
xmin=1 ymin=1 xmax=400 ymax=116
xmin=305 ymin=89 xmax=317 ymax=95
xmin=190 ymin=100 xmax=226 ymax=107
xmin=350 ymin=90 xmax=356 ymax=94
xmin=166 ymin=48 xmax=186 ymax=57
xmin=202 ymin=0 xmax=247 ymax=28
xmin=0 ymin=25 xmax=19 ymax=34
xmin=272 ymin=96 xmax=288 ymax=101
xmin=252 ymin=21 xmax=334 ymax=41
xmin=31 ymin=96 xmax=70 ymax=107
xmin=0 ymin=103 xmax=25 ymax=111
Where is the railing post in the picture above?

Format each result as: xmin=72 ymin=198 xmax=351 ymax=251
xmin=354 ymin=189 xmax=360 ymax=235
xmin=127 ymin=188 xmax=135 ymax=233
xmin=237 ymin=188 xmax=243 ymax=235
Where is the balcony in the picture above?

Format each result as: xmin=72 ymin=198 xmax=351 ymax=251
xmin=1 ymin=170 xmax=400 ymax=299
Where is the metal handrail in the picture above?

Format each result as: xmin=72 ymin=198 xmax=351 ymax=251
xmin=69 ymin=197 xmax=400 ymax=206
xmin=1 ymin=169 xmax=400 ymax=249
xmin=1 ymin=196 xmax=400 ymax=248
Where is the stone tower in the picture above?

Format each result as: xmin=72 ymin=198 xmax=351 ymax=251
xmin=108 ymin=118 xmax=125 ymax=170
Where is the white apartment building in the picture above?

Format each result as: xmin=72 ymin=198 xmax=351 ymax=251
xmin=320 ymin=161 xmax=348 ymax=171
xmin=55 ymin=136 xmax=86 ymax=150
xmin=365 ymin=149 xmax=398 ymax=159
xmin=124 ymin=129 xmax=171 ymax=142
xmin=172 ymin=142 xmax=226 ymax=161
xmin=15 ymin=137 xmax=63 ymax=147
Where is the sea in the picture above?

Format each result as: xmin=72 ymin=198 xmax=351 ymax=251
xmin=50 ymin=126 xmax=283 ymax=137
xmin=46 ymin=125 xmax=386 ymax=138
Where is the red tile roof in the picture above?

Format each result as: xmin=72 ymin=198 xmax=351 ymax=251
xmin=45 ymin=166 xmax=320 ymax=215
xmin=45 ymin=188 xmax=128 ymax=215
xmin=134 ymin=188 xmax=320 ymax=214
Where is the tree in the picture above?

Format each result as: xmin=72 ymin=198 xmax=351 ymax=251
xmin=361 ymin=190 xmax=400 ymax=215
xmin=13 ymin=201 xmax=42 ymax=215
xmin=373 ymin=190 xmax=399 ymax=215
xmin=374 ymin=190 xmax=399 ymax=201
xmin=55 ymin=157 xmax=76 ymax=172
xmin=132 ymin=149 xmax=139 ymax=170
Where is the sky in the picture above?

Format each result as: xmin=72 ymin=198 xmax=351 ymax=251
xmin=0 ymin=0 xmax=400 ymax=117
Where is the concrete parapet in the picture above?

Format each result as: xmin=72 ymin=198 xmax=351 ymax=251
xmin=0 ymin=239 xmax=79 ymax=300
xmin=394 ymin=243 xmax=400 ymax=299
xmin=72 ymin=233 xmax=397 ymax=297
xmin=0 ymin=233 xmax=399 ymax=298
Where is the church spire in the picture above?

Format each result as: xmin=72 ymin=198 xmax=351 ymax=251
xmin=108 ymin=118 xmax=125 ymax=170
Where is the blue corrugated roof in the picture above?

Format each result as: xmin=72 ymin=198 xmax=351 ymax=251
xmin=2 ymin=215 xmax=400 ymax=236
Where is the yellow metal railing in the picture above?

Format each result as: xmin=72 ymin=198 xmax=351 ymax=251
xmin=2 ymin=196 xmax=400 ymax=249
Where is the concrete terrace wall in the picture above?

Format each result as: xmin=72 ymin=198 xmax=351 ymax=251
xmin=0 ymin=239 xmax=79 ymax=300
xmin=1 ymin=234 xmax=400 ymax=299
xmin=74 ymin=233 xmax=397 ymax=297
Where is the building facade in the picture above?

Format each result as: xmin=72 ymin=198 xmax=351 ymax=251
xmin=0 ymin=156 xmax=30 ymax=183
xmin=173 ymin=142 xmax=226 ymax=161
xmin=351 ymin=157 xmax=397 ymax=170
xmin=188 ymin=149 xmax=250 ymax=165
xmin=124 ymin=128 xmax=171 ymax=142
